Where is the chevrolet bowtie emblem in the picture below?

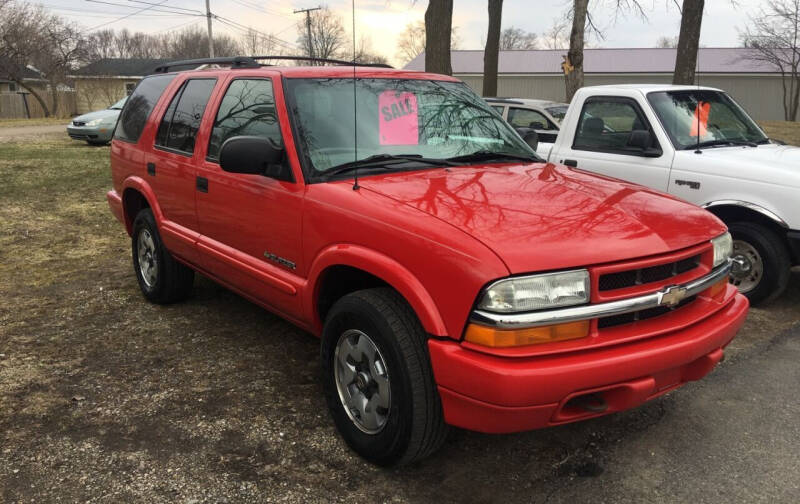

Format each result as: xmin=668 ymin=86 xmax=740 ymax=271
xmin=660 ymin=285 xmax=688 ymax=307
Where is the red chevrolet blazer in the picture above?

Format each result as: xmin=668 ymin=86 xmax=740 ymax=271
xmin=106 ymin=57 xmax=748 ymax=465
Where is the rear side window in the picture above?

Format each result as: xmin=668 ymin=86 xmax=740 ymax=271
xmin=207 ymin=79 xmax=280 ymax=160
xmin=155 ymin=78 xmax=216 ymax=155
xmin=114 ymin=74 xmax=175 ymax=143
xmin=508 ymin=107 xmax=556 ymax=131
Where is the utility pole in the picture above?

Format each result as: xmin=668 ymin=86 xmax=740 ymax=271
xmin=294 ymin=7 xmax=321 ymax=62
xmin=205 ymin=0 xmax=215 ymax=58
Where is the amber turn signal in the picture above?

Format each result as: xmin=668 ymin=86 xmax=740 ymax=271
xmin=708 ymin=278 xmax=729 ymax=300
xmin=464 ymin=320 xmax=591 ymax=348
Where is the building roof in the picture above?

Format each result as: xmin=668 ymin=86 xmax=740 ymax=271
xmin=73 ymin=58 xmax=170 ymax=78
xmin=404 ymin=48 xmax=779 ymax=74
xmin=0 ymin=60 xmax=47 ymax=82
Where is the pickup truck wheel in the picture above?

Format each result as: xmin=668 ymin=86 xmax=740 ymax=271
xmin=728 ymin=221 xmax=790 ymax=305
xmin=131 ymin=208 xmax=194 ymax=304
xmin=321 ymin=288 xmax=447 ymax=466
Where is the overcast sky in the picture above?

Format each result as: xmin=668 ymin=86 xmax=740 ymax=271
xmin=39 ymin=0 xmax=766 ymax=66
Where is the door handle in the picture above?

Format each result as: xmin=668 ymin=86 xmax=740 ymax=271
xmin=563 ymin=159 xmax=578 ymax=167
xmin=146 ymin=162 xmax=155 ymax=176
xmin=196 ymin=176 xmax=208 ymax=193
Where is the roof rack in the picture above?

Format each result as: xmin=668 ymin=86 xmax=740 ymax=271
xmin=152 ymin=55 xmax=392 ymax=74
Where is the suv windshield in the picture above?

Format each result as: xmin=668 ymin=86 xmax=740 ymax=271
xmin=647 ymin=90 xmax=768 ymax=150
xmin=110 ymin=97 xmax=127 ymax=110
xmin=285 ymin=78 xmax=537 ymax=178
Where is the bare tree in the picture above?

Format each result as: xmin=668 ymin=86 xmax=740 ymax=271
xmin=741 ymin=0 xmax=800 ymax=121
xmin=425 ymin=0 xmax=454 ymax=75
xmin=673 ymin=0 xmax=704 ymax=84
xmin=565 ymin=0 xmax=589 ymax=101
xmin=295 ymin=7 xmax=346 ymax=62
xmin=500 ymin=27 xmax=538 ymax=50
xmin=656 ymin=35 xmax=679 ymax=48
xmin=542 ymin=18 xmax=570 ymax=49
xmin=396 ymin=20 xmax=460 ymax=65
xmin=239 ymin=27 xmax=280 ymax=56
xmin=483 ymin=0 xmax=503 ymax=97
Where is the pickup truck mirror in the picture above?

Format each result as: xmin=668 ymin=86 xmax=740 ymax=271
xmin=628 ymin=130 xmax=662 ymax=157
xmin=515 ymin=127 xmax=539 ymax=151
xmin=219 ymin=136 xmax=290 ymax=180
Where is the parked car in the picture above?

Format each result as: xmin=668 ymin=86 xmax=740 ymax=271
xmin=107 ymin=58 xmax=747 ymax=465
xmin=485 ymin=97 xmax=568 ymax=146
xmin=67 ymin=97 xmax=127 ymax=145
xmin=538 ymin=84 xmax=800 ymax=305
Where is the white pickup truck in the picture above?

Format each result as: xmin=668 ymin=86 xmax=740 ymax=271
xmin=536 ymin=84 xmax=800 ymax=305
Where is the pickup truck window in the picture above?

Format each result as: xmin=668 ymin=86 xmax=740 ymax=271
xmin=207 ymin=78 xmax=281 ymax=161
xmin=285 ymin=78 xmax=534 ymax=178
xmin=508 ymin=107 xmax=556 ymax=131
xmin=573 ymin=97 xmax=653 ymax=154
xmin=647 ymin=90 xmax=768 ymax=150
xmin=155 ymin=78 xmax=216 ymax=155
xmin=114 ymin=74 xmax=175 ymax=143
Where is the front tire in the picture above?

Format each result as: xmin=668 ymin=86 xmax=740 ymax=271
xmin=321 ymin=288 xmax=448 ymax=466
xmin=131 ymin=208 xmax=194 ymax=304
xmin=728 ymin=221 xmax=790 ymax=305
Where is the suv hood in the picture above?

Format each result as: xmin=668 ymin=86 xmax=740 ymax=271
xmin=361 ymin=163 xmax=725 ymax=273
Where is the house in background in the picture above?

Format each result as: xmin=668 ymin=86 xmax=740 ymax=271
xmin=70 ymin=58 xmax=167 ymax=114
xmin=405 ymin=48 xmax=787 ymax=121
xmin=0 ymin=64 xmax=48 ymax=94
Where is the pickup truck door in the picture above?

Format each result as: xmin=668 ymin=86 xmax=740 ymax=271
xmin=194 ymin=75 xmax=305 ymax=321
xmin=551 ymin=96 xmax=673 ymax=192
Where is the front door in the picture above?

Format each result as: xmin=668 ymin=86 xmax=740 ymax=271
xmin=194 ymin=76 xmax=305 ymax=321
xmin=552 ymin=96 xmax=673 ymax=192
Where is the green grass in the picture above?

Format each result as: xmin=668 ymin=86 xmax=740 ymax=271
xmin=759 ymin=121 xmax=800 ymax=146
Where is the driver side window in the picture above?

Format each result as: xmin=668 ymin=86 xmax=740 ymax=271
xmin=207 ymin=78 xmax=282 ymax=161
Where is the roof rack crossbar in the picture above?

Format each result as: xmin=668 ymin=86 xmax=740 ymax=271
xmin=151 ymin=55 xmax=393 ymax=74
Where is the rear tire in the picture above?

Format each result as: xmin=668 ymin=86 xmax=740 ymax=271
xmin=131 ymin=208 xmax=194 ymax=304
xmin=727 ymin=221 xmax=790 ymax=305
xmin=321 ymin=288 xmax=448 ymax=466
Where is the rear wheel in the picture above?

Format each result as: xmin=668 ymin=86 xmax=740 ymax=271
xmin=321 ymin=288 xmax=448 ymax=466
xmin=131 ymin=208 xmax=194 ymax=304
xmin=727 ymin=221 xmax=790 ymax=305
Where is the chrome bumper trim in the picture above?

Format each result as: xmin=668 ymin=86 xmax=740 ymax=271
xmin=470 ymin=261 xmax=732 ymax=329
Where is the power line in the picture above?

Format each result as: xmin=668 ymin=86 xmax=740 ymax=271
xmin=83 ymin=0 xmax=204 ymax=17
xmin=84 ymin=0 xmax=174 ymax=32
xmin=213 ymin=14 xmax=298 ymax=51
xmin=294 ymin=6 xmax=321 ymax=60
xmin=126 ymin=0 xmax=203 ymax=14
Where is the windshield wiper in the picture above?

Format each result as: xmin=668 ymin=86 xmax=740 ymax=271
xmin=323 ymin=154 xmax=457 ymax=179
xmin=445 ymin=150 xmax=540 ymax=164
xmin=690 ymin=139 xmax=759 ymax=149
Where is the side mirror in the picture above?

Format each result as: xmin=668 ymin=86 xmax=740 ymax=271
xmin=219 ymin=136 xmax=290 ymax=180
xmin=515 ymin=127 xmax=539 ymax=151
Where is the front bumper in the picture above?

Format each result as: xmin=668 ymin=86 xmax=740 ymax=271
xmin=428 ymin=289 xmax=748 ymax=433
xmin=67 ymin=125 xmax=112 ymax=142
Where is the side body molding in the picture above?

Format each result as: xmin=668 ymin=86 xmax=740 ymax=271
xmin=702 ymin=199 xmax=789 ymax=229
xmin=305 ymin=244 xmax=448 ymax=337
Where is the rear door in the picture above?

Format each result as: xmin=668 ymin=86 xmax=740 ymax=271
xmin=551 ymin=96 xmax=673 ymax=191
xmin=147 ymin=77 xmax=217 ymax=264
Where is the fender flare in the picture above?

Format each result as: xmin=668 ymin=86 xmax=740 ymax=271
xmin=120 ymin=176 xmax=164 ymax=232
xmin=702 ymin=200 xmax=789 ymax=229
xmin=305 ymin=244 xmax=448 ymax=337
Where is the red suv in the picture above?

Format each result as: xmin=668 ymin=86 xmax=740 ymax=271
xmin=107 ymin=56 xmax=748 ymax=465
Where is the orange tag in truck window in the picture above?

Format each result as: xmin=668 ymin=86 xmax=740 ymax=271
xmin=379 ymin=91 xmax=418 ymax=145
xmin=690 ymin=101 xmax=710 ymax=137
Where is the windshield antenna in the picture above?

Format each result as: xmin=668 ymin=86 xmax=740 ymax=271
xmin=351 ymin=0 xmax=360 ymax=190
xmin=694 ymin=48 xmax=702 ymax=154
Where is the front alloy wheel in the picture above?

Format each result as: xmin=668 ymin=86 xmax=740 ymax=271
xmin=334 ymin=329 xmax=391 ymax=434
xmin=137 ymin=228 xmax=159 ymax=288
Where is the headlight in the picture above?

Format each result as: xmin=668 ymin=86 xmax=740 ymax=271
xmin=712 ymin=232 xmax=732 ymax=268
xmin=477 ymin=269 xmax=590 ymax=313
xmin=84 ymin=118 xmax=104 ymax=127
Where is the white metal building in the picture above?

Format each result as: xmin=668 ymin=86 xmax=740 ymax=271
xmin=404 ymin=48 xmax=789 ymax=121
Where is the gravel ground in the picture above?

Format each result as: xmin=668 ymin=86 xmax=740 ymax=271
xmin=1 ymin=129 xmax=799 ymax=503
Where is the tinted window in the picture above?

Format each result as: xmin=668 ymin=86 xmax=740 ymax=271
xmin=508 ymin=107 xmax=556 ymax=130
xmin=573 ymin=98 xmax=651 ymax=152
xmin=208 ymin=79 xmax=281 ymax=160
xmin=490 ymin=105 xmax=505 ymax=116
xmin=114 ymin=74 xmax=175 ymax=143
xmin=155 ymin=79 xmax=216 ymax=154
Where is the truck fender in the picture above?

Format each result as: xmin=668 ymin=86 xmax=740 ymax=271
xmin=702 ymin=199 xmax=789 ymax=229
xmin=305 ymin=244 xmax=448 ymax=337
xmin=120 ymin=176 xmax=164 ymax=233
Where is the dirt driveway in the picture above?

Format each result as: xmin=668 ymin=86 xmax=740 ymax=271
xmin=1 ymin=134 xmax=799 ymax=503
